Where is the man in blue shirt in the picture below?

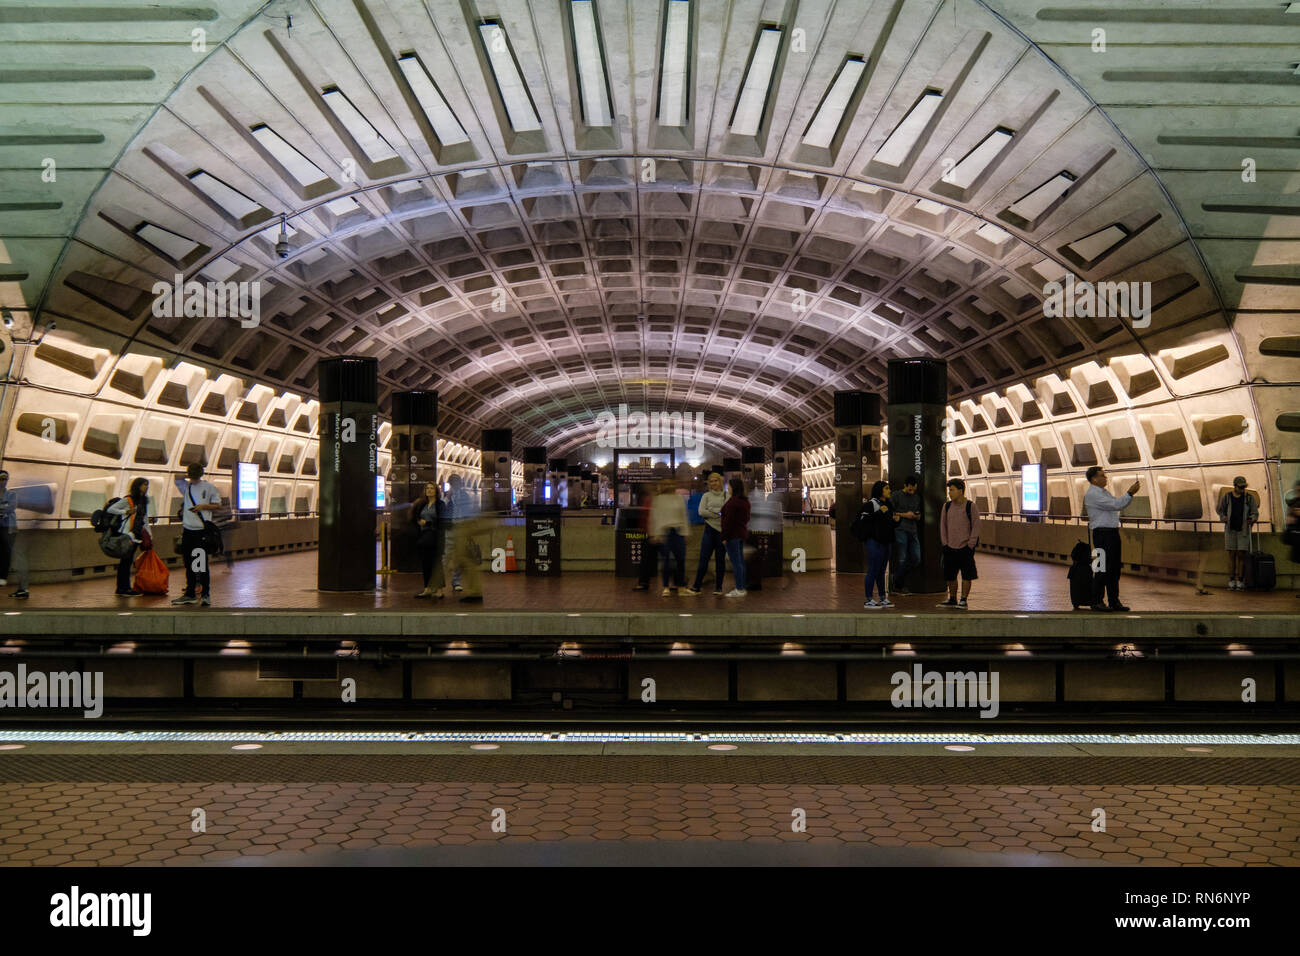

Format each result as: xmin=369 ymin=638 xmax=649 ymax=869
xmin=1084 ymin=465 xmax=1140 ymax=612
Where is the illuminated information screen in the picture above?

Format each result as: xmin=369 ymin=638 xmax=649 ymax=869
xmin=1021 ymin=463 xmax=1043 ymax=514
xmin=235 ymin=462 xmax=259 ymax=511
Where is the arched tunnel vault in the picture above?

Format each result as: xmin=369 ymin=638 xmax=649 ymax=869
xmin=1 ymin=0 xmax=1296 ymax=525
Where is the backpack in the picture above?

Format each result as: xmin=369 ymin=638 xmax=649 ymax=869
xmin=870 ymin=501 xmax=894 ymax=544
xmin=90 ymin=497 xmax=122 ymax=533
xmin=850 ymin=507 xmax=872 ymax=542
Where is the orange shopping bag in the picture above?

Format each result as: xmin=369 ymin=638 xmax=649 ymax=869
xmin=133 ymin=547 xmax=170 ymax=595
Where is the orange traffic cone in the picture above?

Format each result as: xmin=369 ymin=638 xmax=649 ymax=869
xmin=505 ymin=534 xmax=518 ymax=572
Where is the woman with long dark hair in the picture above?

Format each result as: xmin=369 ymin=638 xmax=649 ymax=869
xmin=108 ymin=477 xmax=150 ymax=596
xmin=863 ymin=479 xmax=893 ymax=608
xmin=411 ymin=481 xmax=445 ymax=599
xmin=721 ymin=478 xmax=751 ymax=597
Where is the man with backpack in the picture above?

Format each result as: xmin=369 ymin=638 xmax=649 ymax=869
xmin=938 ymin=478 xmax=980 ymax=608
xmin=172 ymin=463 xmax=222 ymax=606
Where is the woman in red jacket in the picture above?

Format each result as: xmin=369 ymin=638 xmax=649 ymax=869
xmin=721 ymin=478 xmax=751 ymax=597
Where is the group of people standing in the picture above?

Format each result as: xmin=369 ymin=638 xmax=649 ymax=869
xmin=857 ymin=475 xmax=981 ymax=609
xmin=635 ymin=473 xmax=761 ymax=597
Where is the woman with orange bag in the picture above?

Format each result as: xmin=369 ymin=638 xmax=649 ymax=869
xmin=107 ymin=477 xmax=150 ymax=597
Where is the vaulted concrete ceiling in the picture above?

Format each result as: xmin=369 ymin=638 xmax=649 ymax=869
xmin=1 ymin=0 xmax=1296 ymax=459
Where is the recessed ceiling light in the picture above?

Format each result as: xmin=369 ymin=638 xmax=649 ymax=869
xmin=944 ymin=744 xmax=975 ymax=752
xmin=802 ymin=55 xmax=865 ymax=148
xmin=940 ymin=128 xmax=1013 ymax=190
xmin=730 ymin=26 xmax=783 ymax=136
xmin=478 ymin=21 xmax=542 ymax=133
xmin=397 ymin=54 xmax=471 ymax=146
xmin=189 ymin=170 xmax=264 ymax=220
xmin=1184 ymin=747 xmax=1212 ymax=753
xmin=1066 ymin=224 xmax=1128 ymax=262
xmin=135 ymin=222 xmax=200 ymax=261
xmin=658 ymin=0 xmax=691 ymax=127
xmin=1006 ymin=171 xmax=1076 ymax=223
xmin=874 ymin=89 xmax=943 ymax=167
xmin=570 ymin=0 xmax=612 ymax=127
xmin=251 ymin=125 xmax=330 ymax=188
xmin=231 ymin=743 xmax=262 ymax=751
xmin=471 ymin=743 xmax=500 ymax=751
xmin=0 ymin=744 xmax=25 ymax=751
xmin=321 ymin=88 xmax=400 ymax=164
xmin=707 ymin=743 xmax=737 ymax=751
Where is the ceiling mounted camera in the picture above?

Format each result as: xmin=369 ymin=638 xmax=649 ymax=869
xmin=275 ymin=213 xmax=291 ymax=259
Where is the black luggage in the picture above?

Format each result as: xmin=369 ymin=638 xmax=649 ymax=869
xmin=1242 ymin=529 xmax=1275 ymax=591
xmin=1067 ymin=539 xmax=1093 ymax=609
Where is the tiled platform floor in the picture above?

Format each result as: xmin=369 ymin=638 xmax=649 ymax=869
xmin=9 ymin=550 xmax=1299 ymax=614
xmin=2 ymin=779 xmax=1297 ymax=867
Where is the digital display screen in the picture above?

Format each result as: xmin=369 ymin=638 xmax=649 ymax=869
xmin=235 ymin=462 xmax=259 ymax=511
xmin=376 ymin=476 xmax=386 ymax=508
xmin=1021 ymin=463 xmax=1044 ymax=513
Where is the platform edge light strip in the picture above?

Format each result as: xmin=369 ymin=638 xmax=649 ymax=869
xmin=1 ymin=731 xmax=1297 ymax=745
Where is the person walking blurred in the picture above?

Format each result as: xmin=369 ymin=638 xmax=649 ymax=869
xmin=0 ymin=469 xmax=27 ymax=599
xmin=447 ymin=474 xmax=487 ymax=603
xmin=649 ymin=479 xmax=687 ymax=595
xmin=721 ymin=478 xmax=751 ymax=597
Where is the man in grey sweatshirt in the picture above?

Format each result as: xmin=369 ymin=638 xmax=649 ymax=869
xmin=685 ymin=471 xmax=727 ymax=595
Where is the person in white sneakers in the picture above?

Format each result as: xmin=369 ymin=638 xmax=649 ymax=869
xmin=720 ymin=478 xmax=750 ymax=597
xmin=1217 ymin=476 xmax=1258 ymax=591
xmin=862 ymin=480 xmax=894 ymax=609
xmin=171 ymin=463 xmax=222 ymax=607
xmin=938 ymin=478 xmax=980 ymax=609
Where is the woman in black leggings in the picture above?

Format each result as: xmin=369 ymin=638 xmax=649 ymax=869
xmin=411 ymin=482 xmax=445 ymax=599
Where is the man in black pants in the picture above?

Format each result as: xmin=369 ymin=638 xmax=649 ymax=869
xmin=1084 ymin=465 xmax=1140 ymax=612
xmin=172 ymin=464 xmax=222 ymax=607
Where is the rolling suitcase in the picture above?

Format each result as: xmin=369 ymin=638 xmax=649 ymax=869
xmin=1067 ymin=539 xmax=1093 ymax=609
xmin=1244 ymin=529 xmax=1276 ymax=591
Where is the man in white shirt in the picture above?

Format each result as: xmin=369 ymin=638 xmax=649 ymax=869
xmin=172 ymin=463 xmax=222 ymax=606
xmin=1084 ymin=466 xmax=1140 ymax=612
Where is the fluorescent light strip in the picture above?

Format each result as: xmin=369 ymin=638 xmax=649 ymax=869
xmin=321 ymin=88 xmax=400 ymax=163
xmin=199 ymin=257 xmax=241 ymax=282
xmin=730 ymin=27 xmax=782 ymax=136
xmin=1067 ymin=224 xmax=1128 ymax=261
xmin=2 ymin=730 xmax=1298 ymax=745
xmin=874 ymin=90 xmax=943 ymax=167
xmin=1007 ymin=171 xmax=1076 ymax=222
xmin=658 ymin=0 xmax=690 ymax=126
xmin=188 ymin=171 xmax=263 ymax=219
xmin=478 ymin=22 xmax=542 ymax=132
xmin=135 ymin=223 xmax=199 ymax=261
xmin=570 ymin=0 xmax=612 ymax=127
xmin=941 ymin=128 xmax=1013 ymax=189
xmin=802 ymin=56 xmax=865 ymax=148
xmin=250 ymin=125 xmax=330 ymax=188
xmin=397 ymin=54 xmax=470 ymax=146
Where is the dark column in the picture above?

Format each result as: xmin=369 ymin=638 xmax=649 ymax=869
xmin=771 ymin=429 xmax=803 ymax=514
xmin=481 ymin=429 xmax=513 ymax=512
xmin=741 ymin=446 xmax=766 ymax=496
xmin=833 ymin=391 xmax=882 ymax=573
xmin=389 ymin=390 xmax=438 ymax=573
xmin=548 ymin=458 xmax=569 ymax=507
xmin=722 ymin=456 xmax=741 ymax=490
xmin=318 ymin=356 xmax=378 ymax=591
xmin=888 ymin=358 xmax=948 ymax=594
xmin=524 ymin=446 xmax=547 ymax=504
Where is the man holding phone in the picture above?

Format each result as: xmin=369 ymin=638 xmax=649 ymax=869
xmin=1084 ymin=466 xmax=1140 ymax=612
xmin=172 ymin=463 xmax=222 ymax=606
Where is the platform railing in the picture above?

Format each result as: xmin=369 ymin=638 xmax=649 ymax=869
xmin=979 ymin=511 xmax=1278 ymax=534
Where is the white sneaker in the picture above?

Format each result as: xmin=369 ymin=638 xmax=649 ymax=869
xmin=863 ymin=600 xmax=880 ymax=608
xmin=661 ymin=587 xmax=672 ymax=596
xmin=1229 ymin=580 xmax=1239 ymax=590
xmin=879 ymin=599 xmax=894 ymax=608
xmin=725 ymin=588 xmax=745 ymax=597
xmin=0 ymin=579 xmax=6 ymax=586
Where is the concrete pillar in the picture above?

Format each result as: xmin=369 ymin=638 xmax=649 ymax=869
xmin=524 ymin=446 xmax=547 ymax=504
xmin=481 ymin=429 xmax=513 ymax=512
xmin=317 ymin=356 xmax=378 ymax=591
xmin=772 ymin=429 xmax=803 ymax=514
xmin=389 ymin=390 xmax=438 ymax=573
xmin=833 ymin=390 xmax=882 ymax=573
xmin=888 ymin=358 xmax=948 ymax=594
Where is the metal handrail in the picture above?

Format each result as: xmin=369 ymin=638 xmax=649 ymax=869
xmin=980 ymin=511 xmax=1278 ymax=534
xmin=15 ymin=511 xmax=320 ymax=530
